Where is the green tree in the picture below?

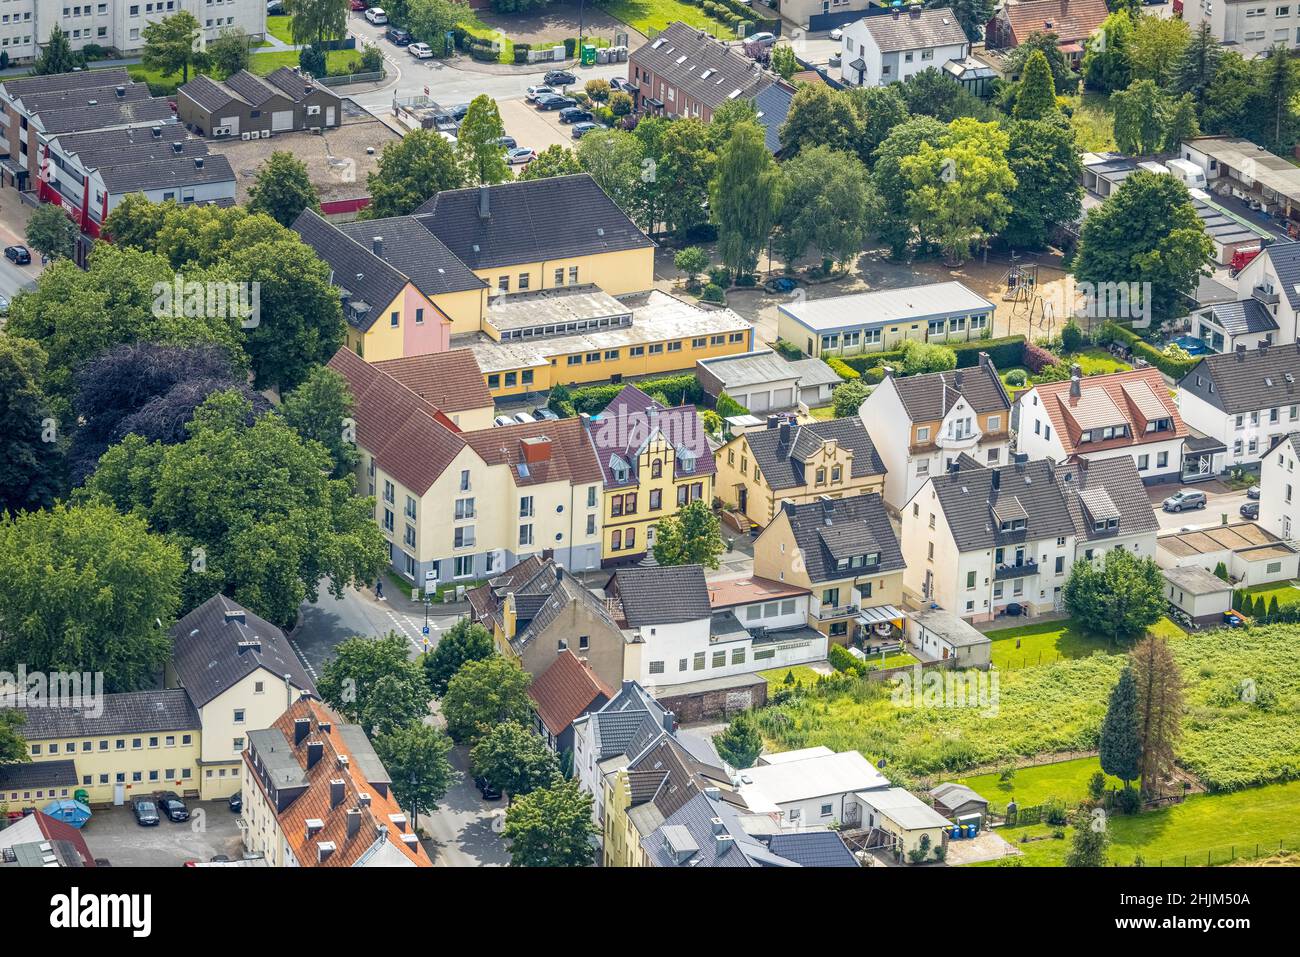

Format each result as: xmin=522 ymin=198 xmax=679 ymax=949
xmin=0 ymin=503 xmax=182 ymax=691
xmin=609 ymin=90 xmax=634 ymax=116
xmin=208 ymin=27 xmax=252 ymax=77
xmin=1163 ymin=93 xmax=1200 ymax=153
xmin=901 ymin=67 xmax=993 ymax=122
xmin=1173 ymin=21 xmax=1221 ymax=110
xmin=32 ymin=26 xmax=80 ymax=75
xmin=366 ymin=128 xmax=465 ymax=218
xmin=652 ymin=498 xmax=726 ymax=569
xmin=898 ymin=339 xmax=957 ymax=375
xmin=843 ymin=84 xmax=909 ymax=167
xmin=420 ymin=617 xmax=495 ymax=697
xmin=576 ymin=128 xmax=646 ymax=225
xmin=776 ymin=145 xmax=874 ymax=269
xmin=871 ymin=115 xmax=948 ymax=258
xmin=779 ymin=84 xmax=860 ymax=158
xmin=585 ymin=78 xmax=611 ymax=101
xmin=710 ymin=121 xmax=782 ymax=280
xmin=470 ymin=722 xmax=560 ymax=801
xmin=1213 ymin=561 xmax=1229 ymax=581
xmin=83 ymin=390 xmax=387 ymax=627
xmin=674 ymin=246 xmax=710 ymax=287
xmin=1112 ymin=79 xmax=1169 ymax=156
xmin=1129 ymin=13 xmax=1190 ymax=87
xmin=900 ymin=118 xmax=1015 ymax=265
xmin=771 ymin=43 xmax=798 ymax=80
xmin=375 ymin=721 xmax=456 ymax=823
xmin=457 ymin=94 xmax=510 ymax=186
xmin=1131 ymin=635 xmax=1184 ymax=798
xmin=1063 ymin=548 xmax=1166 ymax=645
xmin=1098 ymin=666 xmax=1142 ymax=789
xmin=1005 ymin=31 xmax=1075 ymax=93
xmin=284 ymin=0 xmax=348 ymax=47
xmin=1065 ymin=805 xmax=1110 ymax=866
xmin=0 ymin=710 xmax=27 ymax=765
xmin=248 ymin=151 xmax=321 ymax=227
xmin=280 ymin=366 xmax=359 ymax=480
xmin=640 ymin=117 xmax=715 ymax=238
xmin=25 ymin=204 xmax=77 ymax=261
xmin=0 ymin=337 xmax=62 ymax=514
xmin=1082 ymin=10 xmax=1134 ymax=94
xmin=936 ymin=0 xmax=994 ymax=42
xmin=1012 ymin=50 xmax=1059 ymax=121
xmin=1202 ymin=51 xmax=1261 ymax=140
xmin=832 ymin=379 xmax=869 ymax=418
xmin=442 ymin=656 xmax=533 ymax=743
xmin=407 ymin=0 xmax=465 ymax=48
xmin=142 ymin=11 xmax=205 ymax=83
xmin=1004 ymin=119 xmax=1082 ymax=250
xmin=319 ymin=632 xmax=431 ymax=736
xmin=714 ymin=711 xmax=762 ymax=769
xmin=1074 ymin=170 xmax=1213 ymax=322
xmin=503 ymin=779 xmax=597 ymax=866
xmin=1260 ymin=44 xmax=1299 ymax=153
xmin=518 ymin=144 xmax=582 ymax=180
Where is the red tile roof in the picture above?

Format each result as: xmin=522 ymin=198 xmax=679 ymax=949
xmin=529 ymin=649 xmax=614 ymax=734
xmin=1033 ymin=367 xmax=1186 ymax=458
xmin=372 ymin=348 xmax=494 ymax=415
xmin=1000 ymin=0 xmax=1108 ymax=46
xmin=462 ymin=417 xmax=604 ymax=488
xmin=33 ymin=812 xmax=95 ymax=866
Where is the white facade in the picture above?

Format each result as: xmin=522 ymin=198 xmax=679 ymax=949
xmin=0 ymin=0 xmax=266 ymax=61
xmin=1177 ymin=388 xmax=1300 ymax=468
xmin=1192 ymin=252 xmax=1299 ymax=354
xmin=736 ymin=750 xmax=889 ymax=829
xmin=1185 ymin=0 xmax=1300 ymax=60
xmin=838 ymin=13 xmax=969 ymax=87
xmin=1258 ymin=437 xmax=1299 ymax=541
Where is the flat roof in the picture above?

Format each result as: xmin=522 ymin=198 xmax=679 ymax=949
xmin=1163 ymin=564 xmax=1233 ymax=595
xmin=737 ymin=750 xmax=889 ymax=806
xmin=456 ymin=290 xmax=750 ymax=374
xmin=1157 ymin=521 xmax=1281 ymax=558
xmin=855 ymin=787 xmax=952 ymax=830
xmin=696 ymin=349 xmax=801 ymax=390
xmin=706 ymin=574 xmax=809 ymax=609
xmin=486 ymin=284 xmax=631 ymax=332
xmin=778 ymin=281 xmax=994 ymax=333
xmin=1185 ymin=136 xmax=1300 ymax=202
xmin=911 ymin=607 xmax=990 ymax=647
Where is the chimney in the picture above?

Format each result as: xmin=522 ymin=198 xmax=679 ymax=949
xmin=358 ymin=791 xmax=372 ymax=807
xmin=715 ymin=833 xmax=735 ymax=854
xmin=223 ymin=608 xmax=246 ymax=624
xmin=779 ymin=420 xmax=791 ymax=446
xmin=194 ymin=157 xmax=204 ymax=169
xmin=521 ymin=436 xmax=553 ymax=465
xmin=991 ymin=469 xmax=1001 ymax=490
xmin=661 ymin=708 xmax=676 ymax=733
xmin=151 ymin=125 xmax=162 ymax=138
xmin=318 ymin=720 xmax=331 ymax=735
xmin=979 ymin=351 xmax=992 ymax=370
xmin=710 ymin=816 xmax=725 ymax=835
xmin=346 ymin=808 xmax=361 ymax=840
xmin=236 ymin=638 xmax=261 ymax=654
xmin=478 ymin=185 xmax=490 ymax=220
xmin=115 ymin=85 xmax=126 ymax=98
xmin=1069 ymin=364 xmax=1082 ymax=398
xmin=579 ymin=412 xmax=593 ymax=431
xmin=953 ymin=370 xmax=964 ymax=391
xmin=171 ymin=141 xmax=183 ymax=154
xmin=1259 ymin=339 xmax=1271 ymax=351
xmin=909 ymin=2 xmax=921 ymax=15
xmin=305 ymin=818 xmax=324 ymax=839
xmin=892 ymin=6 xmax=900 ymax=16
xmin=1236 ymin=344 xmax=1247 ymax=359
xmin=703 ymin=786 xmax=721 ymax=801
xmin=306 ymin=740 xmax=323 ymax=768
xmin=372 ymin=236 xmax=383 ymax=257
xmin=330 ymin=779 xmax=346 ymax=809
xmin=882 ymin=366 xmax=895 ymax=379
xmin=503 ymin=592 xmax=517 ymax=640
xmin=316 ymin=841 xmax=335 ymax=863
xmin=766 ymin=415 xmax=779 ymax=429
xmin=293 ymin=717 xmax=311 ymax=745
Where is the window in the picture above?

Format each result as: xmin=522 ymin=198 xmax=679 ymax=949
xmin=519 ymin=496 xmax=534 ymax=518
xmin=712 ymin=650 xmax=726 ymax=668
xmin=414 ymin=307 xmax=424 ymax=325
xmin=460 ymin=470 xmax=471 ymax=492
xmin=649 ymin=489 xmax=662 ymax=510
xmin=518 ymin=273 xmax=529 ymax=291
xmin=966 ymin=570 xmax=976 ymax=590
xmin=611 ymin=529 xmax=622 ymax=551
xmin=1137 ymin=454 xmax=1149 ymax=471
xmin=693 ymin=652 xmax=706 ymax=671
xmin=649 ymin=660 xmax=665 ymax=674
xmin=233 ymin=709 xmax=245 ymax=724
xmin=987 ymin=415 xmax=1001 ymax=432
xmin=389 ymin=311 xmax=399 ymax=328
xmin=519 ymin=525 xmax=534 ymax=547
xmin=568 ymin=266 xmax=579 ymax=284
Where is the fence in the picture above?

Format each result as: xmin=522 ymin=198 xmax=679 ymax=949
xmin=317 ymin=70 xmax=384 ymax=87
xmin=1117 ymin=838 xmax=1300 ymax=867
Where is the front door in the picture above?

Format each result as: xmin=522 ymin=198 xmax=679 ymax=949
xmin=738 ymin=485 xmax=748 ymax=514
xmin=113 ymin=784 xmax=125 ymax=806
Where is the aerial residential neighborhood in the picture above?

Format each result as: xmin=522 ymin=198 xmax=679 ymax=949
xmin=0 ymin=0 xmax=1292 ymax=930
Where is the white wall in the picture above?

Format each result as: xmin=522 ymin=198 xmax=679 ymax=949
xmin=1259 ymin=443 xmax=1299 ymax=540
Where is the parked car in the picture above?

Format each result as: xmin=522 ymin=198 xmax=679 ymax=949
xmin=494 ymin=415 xmax=515 ymax=427
xmin=494 ymin=135 xmax=517 ymax=149
xmin=538 ymin=96 xmax=576 ymax=111
xmin=1162 ymin=489 xmax=1208 ymax=512
xmin=0 ymin=295 xmax=10 ymax=315
xmin=267 ymin=0 xmax=284 ymax=12
xmin=525 ymin=85 xmax=554 ymax=101
xmin=364 ymin=6 xmax=387 ymax=24
xmin=350 ymin=0 xmax=366 ymax=9
xmin=209 ymin=855 xmax=231 ymax=863
xmin=829 ymin=27 xmax=843 ymax=40
xmin=1247 ymin=484 xmax=1261 ymax=500
xmin=571 ymin=121 xmax=601 ymax=139
xmin=229 ymin=791 xmax=242 ymax=813
xmin=386 ymin=25 xmax=411 ymax=45
xmin=745 ymin=31 xmax=776 ymax=47
xmin=558 ymin=106 xmax=593 ymax=124
xmin=1240 ymin=500 xmax=1260 ymax=519
xmin=506 ymin=147 xmax=536 ymax=165
xmin=533 ymin=93 xmax=564 ymax=108
xmin=544 ymin=69 xmax=577 ymax=86
xmin=513 ymin=411 xmax=535 ymax=424
xmin=448 ymin=103 xmax=470 ymax=120
xmin=155 ymin=792 xmax=189 ymax=823
xmin=408 ymin=41 xmax=433 ymax=58
xmin=475 ymin=776 xmax=504 ymax=801
xmin=533 ymin=407 xmax=559 ymax=421
xmin=132 ymin=797 xmax=160 ymax=826
xmin=4 ymin=244 xmax=31 ymax=265
xmin=609 ymin=77 xmax=626 ymax=91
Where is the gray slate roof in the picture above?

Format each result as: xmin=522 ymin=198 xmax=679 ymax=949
xmin=97 ymin=151 xmax=235 ymax=193
xmin=930 ymin=782 xmax=988 ymax=808
xmin=412 ymin=173 xmax=654 ymax=271
xmin=2 ymin=68 xmax=133 ymax=100
xmin=697 ymin=349 xmax=800 ymax=391
xmin=0 ymin=760 xmax=78 ymax=791
xmin=630 ymin=21 xmax=775 ymax=114
xmin=930 ymin=458 xmax=1078 ymax=552
xmin=1178 ymin=344 xmax=1300 ymax=415
xmin=861 ymin=7 xmax=969 ymax=52
xmin=1262 ymin=241 xmax=1300 ymax=310
xmin=179 ymin=74 xmax=246 ymax=112
xmin=640 ymin=791 xmax=802 ymax=867
xmin=8 ymin=690 xmax=200 ymax=739
xmin=294 ymin=208 xmax=411 ymax=333
xmin=169 ymin=594 xmax=315 ymax=708
xmin=787 ymin=357 xmax=844 ymax=389
xmin=891 ymin=361 xmax=1010 ymax=422
xmin=778 ymin=493 xmax=904 ymax=584
xmin=762 ymin=830 xmax=859 ymax=867
xmin=337 ymin=215 xmax=485 ymax=298
xmin=1205 ymin=299 xmax=1279 ymax=336
xmin=745 ymin=417 xmax=886 ymax=491
xmin=609 ymin=564 xmax=712 ymax=626
xmin=753 ymin=81 xmax=793 ymax=155
xmin=1062 ymin=456 xmax=1159 ymax=542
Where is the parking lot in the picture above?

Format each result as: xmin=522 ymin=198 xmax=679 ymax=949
xmin=1148 ymin=481 xmax=1253 ymax=531
xmin=80 ymin=799 xmax=245 ymax=867
xmin=498 ymin=96 xmax=590 ymax=156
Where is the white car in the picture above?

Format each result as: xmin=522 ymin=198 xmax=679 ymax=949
xmin=507 ymin=147 xmax=536 ymax=165
xmin=525 ymin=85 xmax=554 ymax=101
xmin=829 ymin=27 xmax=843 ymax=40
xmin=745 ymin=31 xmax=776 ymax=47
xmin=364 ymin=6 xmax=387 ymax=24
xmin=408 ymin=42 xmax=432 ymax=58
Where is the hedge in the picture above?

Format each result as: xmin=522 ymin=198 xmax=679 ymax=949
xmin=1023 ymin=341 xmax=1059 ymax=374
xmin=952 ymin=335 xmax=1025 ymax=369
xmin=567 ymin=374 xmax=705 ymax=415
xmin=1097 ymin=322 xmax=1198 ymax=380
xmin=825 ymin=357 xmax=859 ymax=381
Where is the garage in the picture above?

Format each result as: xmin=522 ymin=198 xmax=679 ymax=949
xmin=272 ymin=110 xmax=294 ymax=132
xmin=748 ymin=392 xmax=769 ymax=413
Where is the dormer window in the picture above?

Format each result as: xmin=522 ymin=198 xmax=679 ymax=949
xmin=999 ymin=518 xmax=1027 ymax=532
xmin=1093 ymin=517 xmax=1120 ymax=532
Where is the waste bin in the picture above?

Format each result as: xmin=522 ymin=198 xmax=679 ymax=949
xmin=581 ymin=44 xmax=597 ymax=66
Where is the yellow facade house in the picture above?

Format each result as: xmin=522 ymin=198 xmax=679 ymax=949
xmin=4 ymin=690 xmax=201 ymax=806
xmin=714 ymin=416 xmax=887 ymax=529
xmin=753 ymin=494 xmax=907 ymax=646
xmin=583 ymin=384 xmax=716 ymax=564
xmin=166 ymin=594 xmax=317 ymax=800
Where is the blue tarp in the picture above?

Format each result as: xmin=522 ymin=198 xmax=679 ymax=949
xmin=41 ymin=799 xmax=92 ymax=828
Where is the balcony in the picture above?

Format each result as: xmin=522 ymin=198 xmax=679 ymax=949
xmin=935 ymin=428 xmax=980 ymax=451
xmin=814 ymin=603 xmax=859 ymax=621
xmin=994 ymin=559 xmax=1038 ymax=581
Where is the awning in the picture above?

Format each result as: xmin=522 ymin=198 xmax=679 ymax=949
xmin=856 ymin=604 xmax=904 ymax=627
xmin=1185 ymin=433 xmax=1227 ymax=455
xmin=849 ymin=58 xmax=866 ymax=71
xmin=1059 ymin=42 xmax=1083 ymax=54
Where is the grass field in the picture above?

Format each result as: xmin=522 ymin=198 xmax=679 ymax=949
xmin=985 ymin=616 xmax=1181 ymax=670
xmin=266 ymin=14 xmax=295 ymax=44
xmin=1066 ymin=91 xmax=1116 ymax=153
xmin=126 ymin=49 xmax=362 ymax=94
xmin=599 ymin=0 xmax=731 ymax=36
xmin=956 ymin=756 xmax=1125 ymax=809
xmin=1065 ymin=347 xmax=1132 ymax=376
xmin=986 ymin=780 xmax=1300 ymax=866
xmin=1245 ymin=580 xmax=1300 ymax=609
xmin=758 ymin=664 xmax=825 ymax=692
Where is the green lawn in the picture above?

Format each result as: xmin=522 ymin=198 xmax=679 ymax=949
xmin=806 ymin=405 xmax=836 ymax=420
xmin=956 ymin=756 xmax=1125 ymax=810
xmin=759 ymin=664 xmax=824 ymax=692
xmin=1065 ymin=347 xmax=1132 ymax=376
xmin=986 ymin=780 xmax=1300 ymax=867
xmin=1245 ymin=581 xmax=1300 ymax=609
xmin=1066 ymin=91 xmax=1116 ymax=153
xmin=599 ymin=0 xmax=732 ymax=36
xmin=987 ymin=616 xmax=1183 ymax=670
xmin=266 ymin=14 xmax=295 ymax=44
xmin=126 ymin=49 xmax=364 ymax=94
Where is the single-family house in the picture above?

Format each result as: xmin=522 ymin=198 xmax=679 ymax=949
xmin=1258 ymin=431 xmax=1300 ymax=541
xmin=838 ymin=6 xmax=970 ymax=88
xmin=528 ymin=649 xmax=614 ymax=756
xmin=985 ymin=0 xmax=1109 ymax=66
xmin=855 ymin=787 xmax=952 ymax=863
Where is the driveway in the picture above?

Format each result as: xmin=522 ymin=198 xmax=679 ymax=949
xmin=417 ymin=745 xmax=510 ymax=866
xmin=0 ymin=191 xmax=43 ymax=304
xmin=80 ymin=800 xmax=245 ymax=867
xmin=499 ymin=97 xmax=584 ymax=156
xmin=1149 ymin=482 xmax=1252 ymax=532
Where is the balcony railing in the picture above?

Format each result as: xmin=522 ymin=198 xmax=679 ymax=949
xmin=994 ymin=559 xmax=1038 ymax=581
xmin=814 ymin=603 xmax=859 ymax=621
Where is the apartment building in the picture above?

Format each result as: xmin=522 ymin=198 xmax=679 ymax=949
xmin=1192 ymin=241 xmax=1300 ymax=354
xmin=713 ymin=415 xmax=887 ymax=529
xmin=901 ymin=454 xmax=1158 ymax=623
xmin=627 ymin=20 xmax=773 ymax=124
xmin=857 ymin=354 xmax=1012 ymax=511
xmin=1185 ymin=0 xmax=1300 ymax=59
xmin=1016 ymin=367 xmax=1187 ymax=485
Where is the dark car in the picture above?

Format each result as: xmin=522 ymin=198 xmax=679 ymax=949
xmin=209 ymin=854 xmax=231 ymax=863
xmin=571 ymin=121 xmax=601 ymax=139
xmin=1240 ymin=500 xmax=1260 ymax=519
xmin=544 ymin=70 xmax=576 ymax=87
xmin=538 ymin=96 xmax=576 ymax=111
xmin=132 ymin=797 xmax=160 ymax=826
xmin=558 ymin=107 xmax=593 ymax=124
xmin=386 ymin=25 xmax=412 ymax=45
xmin=1247 ymin=484 xmax=1261 ymax=500
xmin=229 ymin=791 xmax=242 ymax=813
xmin=155 ymin=791 xmax=190 ymax=822
xmin=448 ymin=103 xmax=471 ymax=121
xmin=474 ymin=776 xmax=503 ymax=801
xmin=4 ymin=245 xmax=31 ymax=265
xmin=494 ymin=135 xmax=517 ymax=149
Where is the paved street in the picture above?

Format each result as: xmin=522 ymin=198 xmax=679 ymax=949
xmin=417 ymin=745 xmax=510 ymax=867
xmin=1148 ymin=482 xmax=1253 ymax=532
xmin=0 ymin=198 xmax=42 ymax=305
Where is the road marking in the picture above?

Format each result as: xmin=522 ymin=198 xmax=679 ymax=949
xmin=288 ymin=638 xmax=319 ymax=681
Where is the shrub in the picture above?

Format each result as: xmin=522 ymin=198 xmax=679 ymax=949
xmin=898 ymin=340 xmax=956 ymax=375
xmin=832 ymin=379 xmax=870 ymax=417
xmin=585 ymin=78 xmax=610 ymax=101
xmin=701 ymin=282 xmax=725 ymax=303
xmin=609 ymin=91 xmax=633 ymax=116
xmin=1116 ymin=786 xmax=1141 ymax=814
xmin=1042 ymin=796 xmax=1069 ymax=826
xmin=715 ymin=391 xmax=749 ymax=419
xmin=862 ymin=364 xmax=887 ymax=385
xmin=829 ymin=644 xmax=867 ymax=677
xmin=1061 ymin=318 xmax=1085 ymax=353
xmin=773 ymin=339 xmax=802 ymax=360
xmin=707 ymin=266 xmax=730 ymax=288
xmin=1005 ymin=368 xmax=1028 ymax=387
xmin=826 ymin=357 xmax=859 ymax=381
xmin=1023 ymin=341 xmax=1060 ymax=374
xmin=952 ymin=335 xmax=1025 ymax=369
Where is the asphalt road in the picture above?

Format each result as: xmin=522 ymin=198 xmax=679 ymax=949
xmin=417 ymin=745 xmax=511 ymax=867
xmin=1149 ymin=483 xmax=1253 ymax=531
